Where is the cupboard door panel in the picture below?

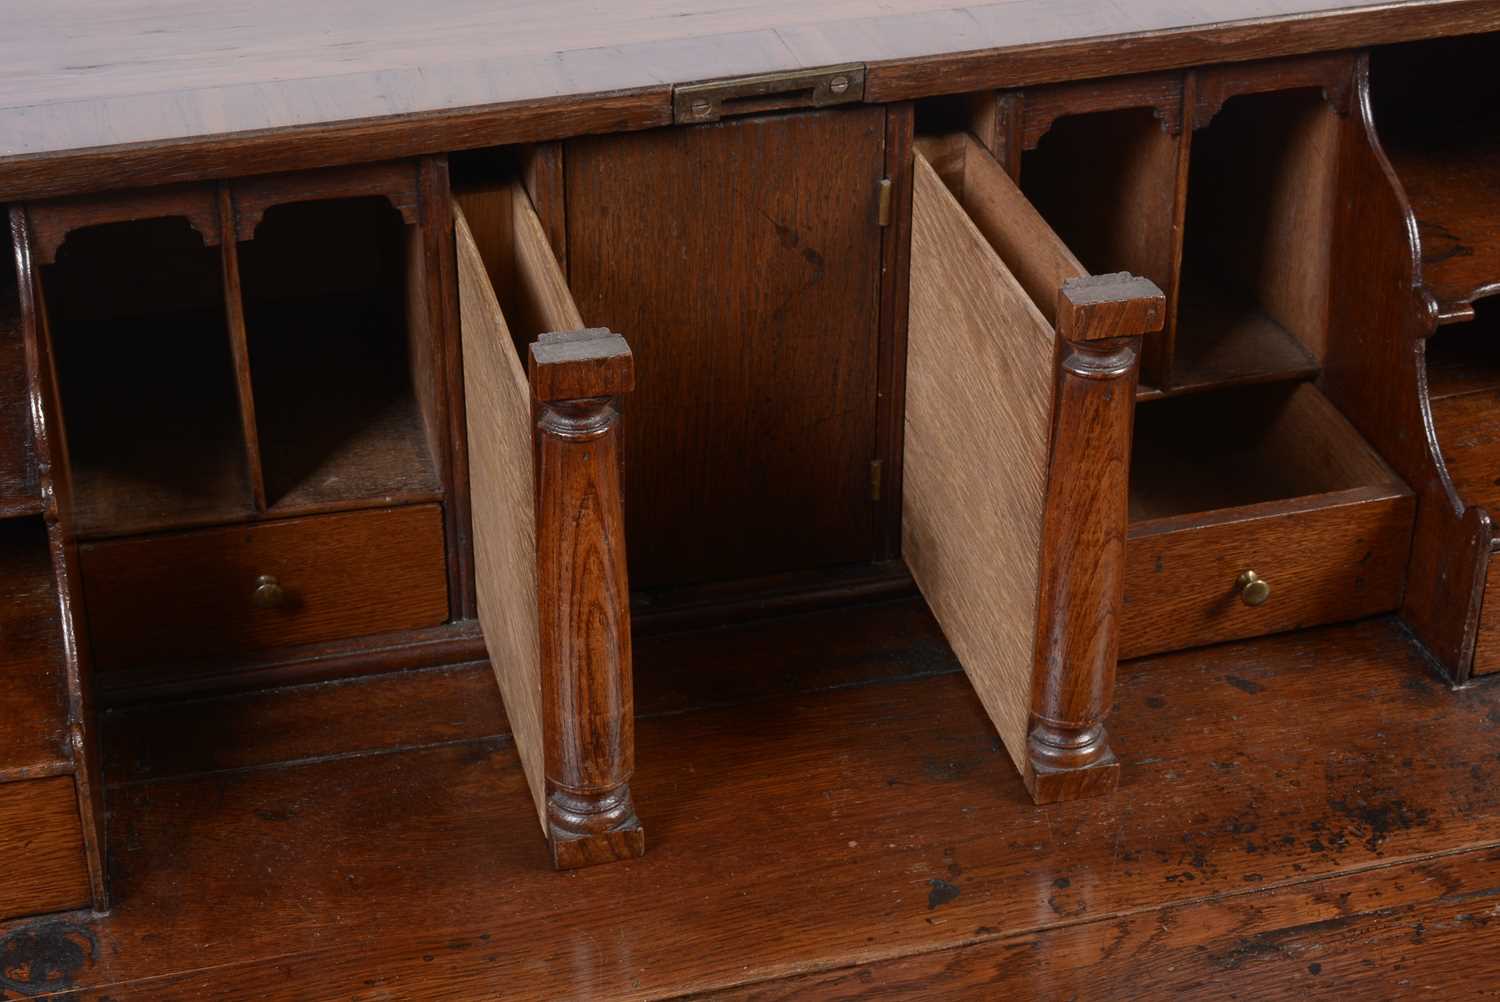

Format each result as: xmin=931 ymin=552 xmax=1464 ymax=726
xmin=565 ymin=108 xmax=886 ymax=588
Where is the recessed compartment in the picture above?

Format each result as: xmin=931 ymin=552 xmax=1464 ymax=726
xmin=1020 ymin=106 xmax=1178 ymax=310
xmin=40 ymin=209 xmax=252 ymax=538
xmin=1372 ymin=31 xmax=1500 ymax=311
xmin=80 ymin=504 xmax=450 ymax=674
xmin=1173 ymin=88 xmax=1338 ymax=393
xmin=1123 ymin=383 xmax=1414 ymax=658
xmin=236 ymin=194 xmax=441 ymax=512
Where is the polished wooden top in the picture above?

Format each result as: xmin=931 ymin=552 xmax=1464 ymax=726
xmin=2 ymin=0 xmax=1494 ymax=200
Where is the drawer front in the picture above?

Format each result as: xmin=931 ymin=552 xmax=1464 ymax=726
xmin=82 ymin=504 xmax=449 ymax=672
xmin=0 ymin=776 xmax=91 ymax=920
xmin=1120 ymin=493 xmax=1415 ymax=660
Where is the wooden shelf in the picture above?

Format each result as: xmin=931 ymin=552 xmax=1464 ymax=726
xmin=59 ymin=310 xmax=254 ymax=539
xmin=1389 ymin=143 xmax=1500 ymax=309
xmin=0 ymin=518 xmax=72 ymax=779
xmin=246 ymin=298 xmax=440 ymax=514
xmin=1160 ymin=286 xmax=1319 ymax=397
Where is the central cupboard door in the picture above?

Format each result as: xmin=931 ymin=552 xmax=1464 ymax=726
xmin=565 ymin=108 xmax=887 ymax=588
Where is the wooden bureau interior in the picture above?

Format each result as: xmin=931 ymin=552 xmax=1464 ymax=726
xmin=4 ymin=19 xmax=1500 ymax=923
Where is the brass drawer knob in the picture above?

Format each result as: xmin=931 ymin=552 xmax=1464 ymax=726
xmin=252 ymin=574 xmax=287 ymax=609
xmin=1236 ymin=570 xmax=1271 ymax=607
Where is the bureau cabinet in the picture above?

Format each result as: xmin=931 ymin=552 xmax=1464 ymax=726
xmin=3 ymin=26 xmax=1496 ymax=921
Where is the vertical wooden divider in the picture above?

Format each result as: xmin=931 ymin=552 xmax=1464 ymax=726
xmin=531 ymin=330 xmax=642 ymax=868
xmin=1026 ymin=322 xmax=1141 ymax=803
xmin=10 ymin=206 xmax=108 ymax=909
xmin=217 ymin=184 xmax=267 ymax=512
xmin=458 ymin=195 xmax=642 ymax=867
xmin=875 ymin=103 xmax=915 ymax=559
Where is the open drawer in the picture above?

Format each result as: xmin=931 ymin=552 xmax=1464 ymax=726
xmin=1122 ymin=383 xmax=1415 ymax=659
xmin=904 ymin=132 xmax=1163 ymax=804
xmin=452 ymin=180 xmax=643 ymax=869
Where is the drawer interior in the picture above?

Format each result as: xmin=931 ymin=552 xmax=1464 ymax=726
xmin=1129 ymin=382 xmax=1405 ymax=523
xmin=1123 ymin=382 xmax=1415 ymax=659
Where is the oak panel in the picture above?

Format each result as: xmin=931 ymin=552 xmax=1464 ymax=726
xmin=455 ymin=205 xmax=546 ymax=829
xmin=902 ymin=147 xmax=1053 ymax=774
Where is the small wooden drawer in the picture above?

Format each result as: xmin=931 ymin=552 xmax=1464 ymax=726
xmin=0 ymin=776 xmax=92 ymax=921
xmin=81 ymin=504 xmax=449 ymax=673
xmin=1121 ymin=383 xmax=1415 ymax=659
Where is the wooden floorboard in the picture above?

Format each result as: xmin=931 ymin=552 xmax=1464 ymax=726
xmin=3 ymin=601 xmax=1500 ymax=999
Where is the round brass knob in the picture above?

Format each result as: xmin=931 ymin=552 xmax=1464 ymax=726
xmin=1236 ymin=570 xmax=1270 ymax=607
xmin=252 ymin=574 xmax=287 ymax=609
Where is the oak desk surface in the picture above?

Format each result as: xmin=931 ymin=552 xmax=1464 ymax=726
xmin=1 ymin=0 xmax=1493 ymax=199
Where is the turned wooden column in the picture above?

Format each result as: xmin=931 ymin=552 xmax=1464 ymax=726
xmin=529 ymin=329 xmax=645 ymax=869
xmin=1025 ymin=275 xmax=1156 ymax=804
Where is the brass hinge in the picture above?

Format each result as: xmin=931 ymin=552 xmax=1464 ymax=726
xmin=674 ymin=64 xmax=866 ymax=124
xmin=869 ymin=459 xmax=883 ymax=502
xmin=877 ymin=178 xmax=893 ymax=227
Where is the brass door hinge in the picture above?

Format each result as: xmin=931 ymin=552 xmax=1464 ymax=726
xmin=877 ymin=178 xmax=893 ymax=227
xmin=674 ymin=64 xmax=866 ymax=124
xmin=870 ymin=459 xmax=883 ymax=502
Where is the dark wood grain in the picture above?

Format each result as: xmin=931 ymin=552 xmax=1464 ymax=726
xmin=874 ymin=103 xmax=915 ymax=560
xmin=0 ymin=89 xmax=673 ymax=204
xmin=1026 ymin=336 xmax=1138 ymax=803
xmin=0 ymin=776 xmax=90 ymax=922
xmin=80 ymin=505 xmax=450 ymax=675
xmin=0 ymin=263 xmax=39 ymax=515
xmin=421 ymin=156 xmax=475 ymax=620
xmin=863 ymin=0 xmax=1500 ymax=103
xmin=0 ymin=519 xmax=70 ymax=779
xmin=703 ymin=845 xmax=1500 ymax=999
xmin=11 ymin=204 xmax=109 ymax=910
xmin=1189 ymin=51 xmax=1356 ymax=129
xmin=565 ymin=108 xmax=886 ymax=589
xmin=96 ymin=620 xmax=486 ymax=705
xmin=102 ymin=663 xmax=503 ymax=785
xmin=1320 ymin=57 xmax=1490 ymax=681
xmin=1372 ymin=31 xmax=1500 ymax=311
xmin=24 ymin=607 xmax=1500 ymax=998
xmin=531 ymin=331 xmax=643 ymax=868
